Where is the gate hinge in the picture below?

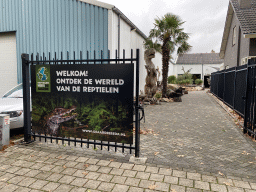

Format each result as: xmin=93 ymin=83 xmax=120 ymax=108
xmin=134 ymin=102 xmax=145 ymax=123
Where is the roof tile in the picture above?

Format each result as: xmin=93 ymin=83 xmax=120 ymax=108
xmin=231 ymin=0 xmax=256 ymax=34
xmin=176 ymin=53 xmax=224 ymax=64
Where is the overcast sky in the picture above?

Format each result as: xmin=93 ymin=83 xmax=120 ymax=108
xmin=100 ymin=0 xmax=230 ymax=60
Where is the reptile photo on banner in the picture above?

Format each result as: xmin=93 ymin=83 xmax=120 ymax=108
xmin=31 ymin=64 xmax=134 ymax=144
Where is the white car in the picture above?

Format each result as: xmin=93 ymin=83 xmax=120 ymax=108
xmin=0 ymin=84 xmax=24 ymax=129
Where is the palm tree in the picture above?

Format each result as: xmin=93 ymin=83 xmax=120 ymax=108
xmin=147 ymin=13 xmax=191 ymax=96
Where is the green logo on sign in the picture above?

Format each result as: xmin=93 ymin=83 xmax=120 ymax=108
xmin=36 ymin=65 xmax=51 ymax=92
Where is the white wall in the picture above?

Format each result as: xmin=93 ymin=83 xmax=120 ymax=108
xmin=0 ymin=32 xmax=17 ymax=97
xmin=168 ymin=62 xmax=174 ymax=76
xmin=174 ymin=63 xmax=224 ymax=78
xmin=108 ymin=10 xmax=162 ymax=95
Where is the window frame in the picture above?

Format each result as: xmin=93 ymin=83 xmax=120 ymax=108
xmin=232 ymin=26 xmax=237 ymax=46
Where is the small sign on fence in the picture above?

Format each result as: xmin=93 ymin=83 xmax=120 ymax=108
xmin=31 ymin=64 xmax=134 ymax=144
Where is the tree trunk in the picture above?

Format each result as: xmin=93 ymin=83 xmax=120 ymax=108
xmin=162 ymin=38 xmax=170 ymax=97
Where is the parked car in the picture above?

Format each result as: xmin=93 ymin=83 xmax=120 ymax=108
xmin=0 ymin=84 xmax=24 ymax=129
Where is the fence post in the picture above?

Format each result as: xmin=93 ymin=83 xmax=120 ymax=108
xmin=244 ymin=61 xmax=250 ymax=134
xmin=233 ymin=67 xmax=237 ymax=109
xmin=22 ymin=54 xmax=31 ymax=143
xmin=135 ymin=49 xmax=140 ymax=157
xmin=223 ymin=70 xmax=226 ymax=100
xmin=217 ymin=73 xmax=219 ymax=97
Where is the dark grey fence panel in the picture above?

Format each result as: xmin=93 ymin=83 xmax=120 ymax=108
xmin=211 ymin=73 xmax=215 ymax=94
xmin=234 ymin=66 xmax=247 ymax=117
xmin=224 ymin=71 xmax=235 ymax=107
xmin=217 ymin=73 xmax=225 ymax=99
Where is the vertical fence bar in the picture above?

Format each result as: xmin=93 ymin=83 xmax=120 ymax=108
xmin=115 ymin=50 xmax=118 ymax=64
xmin=55 ymin=52 xmax=57 ymax=64
xmin=61 ymin=52 xmax=63 ymax=65
xmin=94 ymin=50 xmax=96 ymax=64
xmin=87 ymin=51 xmax=89 ymax=64
xmin=123 ymin=49 xmax=125 ymax=64
xmin=101 ymin=50 xmax=103 ymax=64
xmin=244 ymin=62 xmax=250 ymax=133
xmin=74 ymin=51 xmax=75 ymax=64
xmin=135 ymin=49 xmax=140 ymax=157
xmin=251 ymin=66 xmax=256 ymax=136
xmin=36 ymin=53 xmax=39 ymax=64
xmin=22 ymin=54 xmax=32 ymax=143
xmin=216 ymin=73 xmax=219 ymax=97
xmin=67 ymin=51 xmax=69 ymax=65
xmin=223 ymin=70 xmax=225 ymax=101
xmin=233 ymin=67 xmax=237 ymax=108
xmin=80 ymin=51 xmax=82 ymax=64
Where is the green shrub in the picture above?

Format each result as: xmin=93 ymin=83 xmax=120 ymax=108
xmin=154 ymin=92 xmax=162 ymax=99
xmin=195 ymin=79 xmax=203 ymax=85
xmin=185 ymin=79 xmax=193 ymax=85
xmin=183 ymin=73 xmax=192 ymax=80
xmin=168 ymin=75 xmax=177 ymax=84
xmin=176 ymin=73 xmax=193 ymax=85
xmin=181 ymin=80 xmax=187 ymax=85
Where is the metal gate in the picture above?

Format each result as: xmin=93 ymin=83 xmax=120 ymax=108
xmin=22 ymin=49 xmax=144 ymax=157
xmin=244 ymin=58 xmax=256 ymax=138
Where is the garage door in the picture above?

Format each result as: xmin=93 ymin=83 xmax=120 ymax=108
xmin=0 ymin=32 xmax=17 ymax=97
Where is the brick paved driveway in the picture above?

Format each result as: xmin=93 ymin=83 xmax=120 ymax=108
xmin=1 ymin=144 xmax=256 ymax=192
xmin=0 ymin=90 xmax=255 ymax=191
xmin=140 ymin=90 xmax=256 ymax=180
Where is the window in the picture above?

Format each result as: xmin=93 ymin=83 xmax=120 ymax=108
xmin=232 ymin=26 xmax=236 ymax=46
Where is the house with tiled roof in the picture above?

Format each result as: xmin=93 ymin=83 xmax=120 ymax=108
xmin=174 ymin=52 xmax=224 ymax=87
xmin=220 ymin=0 xmax=256 ymax=68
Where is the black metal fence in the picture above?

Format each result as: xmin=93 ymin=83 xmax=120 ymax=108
xmin=211 ymin=58 xmax=256 ymax=138
xmin=211 ymin=65 xmax=247 ymax=117
xmin=22 ymin=49 xmax=144 ymax=157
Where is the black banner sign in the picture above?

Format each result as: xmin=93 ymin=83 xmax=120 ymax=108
xmin=31 ymin=64 xmax=134 ymax=144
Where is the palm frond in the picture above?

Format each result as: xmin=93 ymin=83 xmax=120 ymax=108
xmin=177 ymin=41 xmax=192 ymax=54
xmin=144 ymin=39 xmax=162 ymax=53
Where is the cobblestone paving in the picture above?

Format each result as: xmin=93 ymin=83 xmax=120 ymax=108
xmin=140 ymin=91 xmax=256 ymax=180
xmin=0 ymin=143 xmax=256 ymax=192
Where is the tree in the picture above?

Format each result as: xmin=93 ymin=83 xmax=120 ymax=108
xmin=146 ymin=13 xmax=191 ymax=96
